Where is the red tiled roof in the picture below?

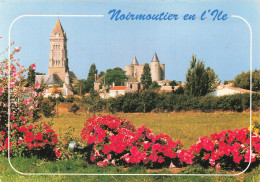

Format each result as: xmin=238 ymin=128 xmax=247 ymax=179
xmin=110 ymin=86 xmax=127 ymax=90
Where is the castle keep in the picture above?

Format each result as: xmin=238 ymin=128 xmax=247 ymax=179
xmin=125 ymin=53 xmax=165 ymax=82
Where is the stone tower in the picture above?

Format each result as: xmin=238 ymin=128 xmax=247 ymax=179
xmin=48 ymin=17 xmax=68 ymax=82
xmin=150 ymin=52 xmax=161 ymax=81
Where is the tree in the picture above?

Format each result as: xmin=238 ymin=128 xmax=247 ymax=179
xmin=86 ymin=63 xmax=98 ymax=93
xmin=98 ymin=71 xmax=105 ymax=78
xmin=170 ymin=80 xmax=178 ymax=87
xmin=74 ymin=79 xmax=88 ymax=95
xmin=149 ymin=81 xmax=161 ymax=90
xmin=27 ymin=66 xmax=36 ymax=86
xmin=234 ymin=69 xmax=260 ymax=92
xmin=185 ymin=55 xmax=219 ymax=96
xmin=102 ymin=67 xmax=127 ymax=87
xmin=141 ymin=63 xmax=152 ymax=90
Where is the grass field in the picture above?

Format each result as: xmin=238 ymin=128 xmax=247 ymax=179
xmin=1 ymin=104 xmax=259 ymax=181
xmin=43 ymin=104 xmax=259 ymax=148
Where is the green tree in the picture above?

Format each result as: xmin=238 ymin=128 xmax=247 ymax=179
xmin=234 ymin=69 xmax=260 ymax=92
xmin=74 ymin=79 xmax=88 ymax=95
xmin=185 ymin=55 xmax=219 ymax=96
xmin=86 ymin=63 xmax=98 ymax=93
xmin=141 ymin=63 xmax=152 ymax=90
xmin=27 ymin=67 xmax=36 ymax=86
xmin=102 ymin=67 xmax=127 ymax=87
xmin=170 ymin=80 xmax=178 ymax=87
xmin=149 ymin=81 xmax=161 ymax=90
xmin=98 ymin=71 xmax=105 ymax=78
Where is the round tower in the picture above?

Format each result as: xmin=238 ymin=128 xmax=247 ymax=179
xmin=150 ymin=53 xmax=161 ymax=81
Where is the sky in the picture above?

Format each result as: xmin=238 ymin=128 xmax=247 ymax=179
xmin=0 ymin=0 xmax=260 ymax=82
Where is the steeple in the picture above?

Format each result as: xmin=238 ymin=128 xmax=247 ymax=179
xmin=131 ymin=56 xmax=139 ymax=65
xmin=51 ymin=17 xmax=65 ymax=37
xmin=48 ymin=18 xmax=68 ymax=82
xmin=151 ymin=52 xmax=159 ymax=62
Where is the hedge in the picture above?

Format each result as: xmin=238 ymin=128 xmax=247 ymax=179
xmin=107 ymin=92 xmax=260 ymax=113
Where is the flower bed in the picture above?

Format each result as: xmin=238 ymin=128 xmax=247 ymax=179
xmin=81 ymin=115 xmax=183 ymax=168
xmin=189 ymin=122 xmax=260 ymax=170
xmin=81 ymin=115 xmax=260 ymax=170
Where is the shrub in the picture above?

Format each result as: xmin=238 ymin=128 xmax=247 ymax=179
xmin=41 ymin=99 xmax=55 ymax=118
xmin=189 ymin=127 xmax=260 ymax=170
xmin=0 ymin=44 xmax=60 ymax=160
xmin=81 ymin=115 xmax=184 ymax=168
xmin=69 ymin=103 xmax=80 ymax=114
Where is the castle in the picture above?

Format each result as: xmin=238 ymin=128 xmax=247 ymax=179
xmin=36 ymin=18 xmax=77 ymax=96
xmin=94 ymin=53 xmax=170 ymax=92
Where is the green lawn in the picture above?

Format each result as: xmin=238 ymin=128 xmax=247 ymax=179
xmin=1 ymin=156 xmax=260 ymax=182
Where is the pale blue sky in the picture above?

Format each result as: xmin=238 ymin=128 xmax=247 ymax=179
xmin=0 ymin=0 xmax=259 ymax=82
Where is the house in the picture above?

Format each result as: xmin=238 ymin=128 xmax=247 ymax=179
xmin=207 ymin=86 xmax=257 ymax=97
xmin=109 ymin=86 xmax=133 ymax=98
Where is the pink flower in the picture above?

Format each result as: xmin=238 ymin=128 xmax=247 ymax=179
xmin=204 ymin=153 xmax=210 ymax=160
xmin=32 ymin=92 xmax=38 ymax=97
xmin=31 ymin=64 xmax=36 ymax=70
xmin=233 ymin=155 xmax=243 ymax=164
xmin=111 ymin=159 xmax=116 ymax=166
xmin=12 ymin=72 xmax=18 ymax=79
xmin=0 ymin=87 xmax=4 ymax=94
xmin=11 ymin=66 xmax=16 ymax=72
xmin=215 ymin=163 xmax=221 ymax=170
xmin=9 ymin=81 xmax=15 ymax=88
xmin=169 ymin=162 xmax=175 ymax=169
xmin=25 ymin=99 xmax=30 ymax=106
xmin=209 ymin=159 xmax=215 ymax=166
xmin=35 ymin=83 xmax=40 ymax=89
xmin=14 ymin=47 xmax=20 ymax=52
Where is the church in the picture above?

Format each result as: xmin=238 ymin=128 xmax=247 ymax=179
xmin=36 ymin=18 xmax=78 ymax=97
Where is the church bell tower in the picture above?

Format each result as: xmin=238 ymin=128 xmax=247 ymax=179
xmin=48 ymin=17 xmax=69 ymax=82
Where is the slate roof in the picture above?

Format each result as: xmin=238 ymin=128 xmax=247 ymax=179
xmin=45 ymin=73 xmax=63 ymax=86
xmin=131 ymin=56 xmax=139 ymax=65
xmin=69 ymin=71 xmax=78 ymax=83
xmin=151 ymin=52 xmax=159 ymax=62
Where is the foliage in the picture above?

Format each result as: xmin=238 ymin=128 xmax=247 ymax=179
xmin=101 ymin=67 xmax=127 ymax=87
xmin=108 ymin=91 xmax=260 ymax=113
xmin=40 ymin=99 xmax=55 ymax=118
xmin=68 ymin=103 xmax=80 ymax=115
xmin=86 ymin=63 xmax=98 ymax=93
xmin=74 ymin=79 xmax=88 ymax=95
xmin=233 ymin=69 xmax=260 ymax=92
xmin=27 ymin=65 xmax=36 ymax=87
xmin=149 ymin=81 xmax=161 ymax=90
xmin=141 ymin=63 xmax=152 ymax=90
xmin=0 ymin=44 xmax=59 ymax=160
xmin=81 ymin=115 xmax=183 ymax=168
xmin=185 ymin=55 xmax=219 ymax=96
xmin=189 ymin=126 xmax=260 ymax=170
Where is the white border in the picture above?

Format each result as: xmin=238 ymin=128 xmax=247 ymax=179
xmin=7 ymin=14 xmax=252 ymax=176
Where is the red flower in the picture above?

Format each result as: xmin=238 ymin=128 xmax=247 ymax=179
xmin=54 ymin=148 xmax=62 ymax=158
